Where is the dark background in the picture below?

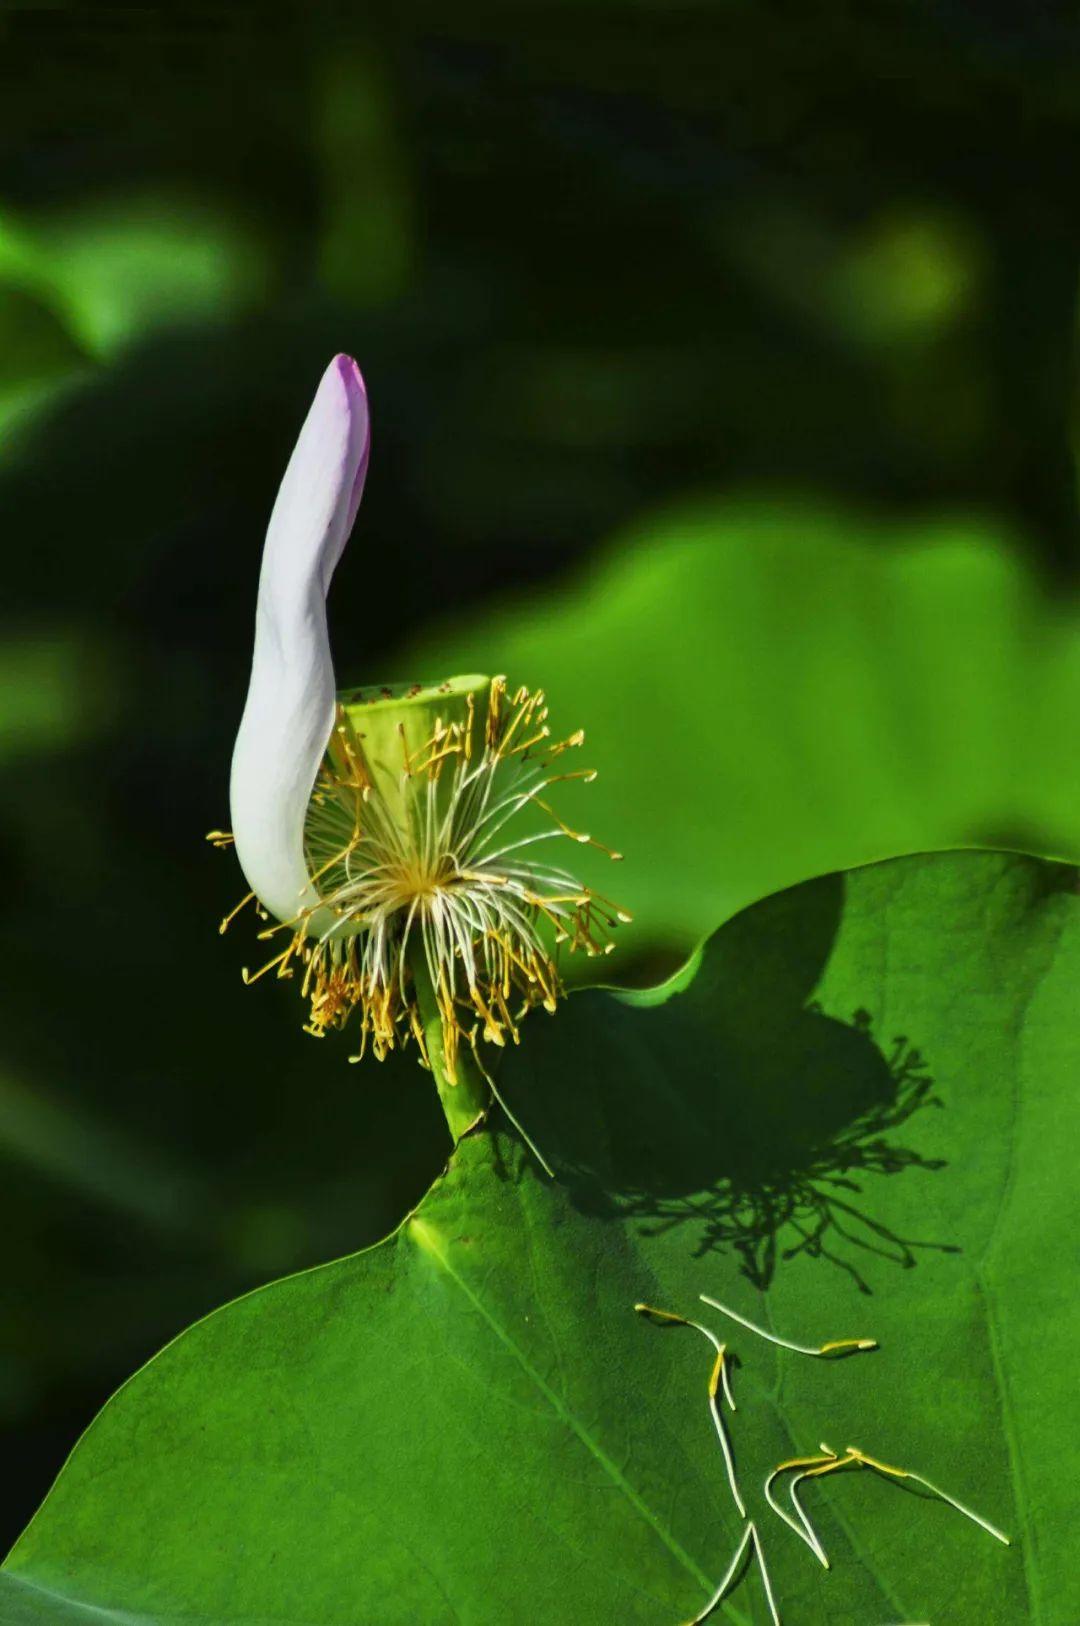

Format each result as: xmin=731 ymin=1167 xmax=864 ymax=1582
xmin=3 ymin=2 xmax=1080 ymax=1550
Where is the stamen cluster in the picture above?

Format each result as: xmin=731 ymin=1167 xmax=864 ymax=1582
xmin=225 ymin=678 xmax=627 ymax=1081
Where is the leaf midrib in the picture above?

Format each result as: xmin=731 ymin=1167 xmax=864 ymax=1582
xmin=407 ymin=1217 xmax=754 ymax=1625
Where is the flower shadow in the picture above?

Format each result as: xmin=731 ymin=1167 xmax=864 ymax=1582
xmin=500 ymin=869 xmax=961 ymax=1294
xmin=610 ymin=1012 xmax=957 ymax=1294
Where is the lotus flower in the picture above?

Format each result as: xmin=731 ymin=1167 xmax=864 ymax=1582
xmin=219 ymin=355 xmax=627 ymax=1136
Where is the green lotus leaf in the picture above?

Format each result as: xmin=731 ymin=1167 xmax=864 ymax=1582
xmin=395 ymin=500 xmax=1080 ymax=980
xmin=4 ymin=851 xmax=1076 ymax=1623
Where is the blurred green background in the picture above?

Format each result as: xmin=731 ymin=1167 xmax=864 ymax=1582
xmin=4 ymin=2 xmax=1080 ymax=1551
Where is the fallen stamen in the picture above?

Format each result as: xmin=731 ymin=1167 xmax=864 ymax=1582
xmin=635 ymin=1303 xmax=743 ymax=1517
xmin=699 ymin=1295 xmax=877 ymax=1359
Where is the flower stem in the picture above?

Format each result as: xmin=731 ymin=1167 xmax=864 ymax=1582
xmin=408 ymin=946 xmax=489 ymax=1143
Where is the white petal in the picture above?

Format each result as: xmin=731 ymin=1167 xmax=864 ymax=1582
xmin=230 ymin=354 xmax=369 ymax=929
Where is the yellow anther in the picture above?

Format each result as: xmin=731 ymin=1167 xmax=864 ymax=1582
xmin=844 ymin=1445 xmax=909 ymax=1478
xmin=218 ymin=890 xmax=256 ymax=934
xmin=220 ymin=681 xmax=627 ymax=1075
xmin=634 ymin=1302 xmax=688 ymax=1327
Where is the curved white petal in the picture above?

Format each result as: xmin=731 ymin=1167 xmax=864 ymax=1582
xmin=230 ymin=354 xmax=369 ymax=928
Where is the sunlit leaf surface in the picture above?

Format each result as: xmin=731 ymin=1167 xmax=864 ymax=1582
xmin=4 ymin=851 xmax=1075 ymax=1623
xmin=398 ymin=500 xmax=1080 ymax=980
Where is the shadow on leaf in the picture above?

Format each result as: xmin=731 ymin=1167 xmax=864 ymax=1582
xmin=501 ymin=870 xmax=961 ymax=1293
xmin=610 ymin=1011 xmax=957 ymax=1294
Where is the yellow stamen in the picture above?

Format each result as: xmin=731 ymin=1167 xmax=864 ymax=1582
xmin=218 ymin=678 xmax=627 ymax=1074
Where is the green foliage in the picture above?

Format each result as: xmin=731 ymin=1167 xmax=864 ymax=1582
xmin=6 ymin=0 xmax=1080 ymax=1568
xmin=400 ymin=499 xmax=1080 ymax=980
xmin=0 ymin=197 xmax=269 ymax=362
xmin=5 ymin=851 xmax=1075 ymax=1623
xmin=0 ymin=634 xmax=115 ymax=764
